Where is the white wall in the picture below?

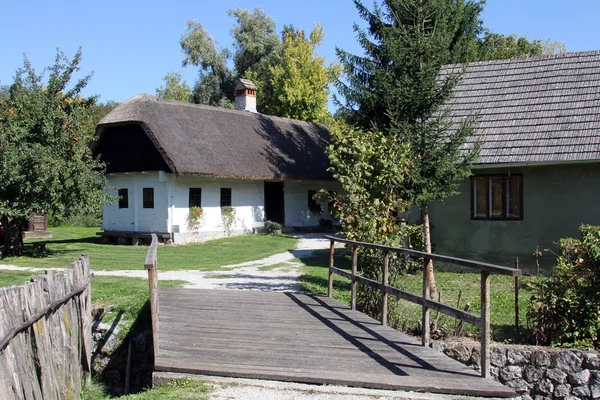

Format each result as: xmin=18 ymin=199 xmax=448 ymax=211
xmin=284 ymin=180 xmax=341 ymax=227
xmin=103 ymin=172 xmax=168 ymax=233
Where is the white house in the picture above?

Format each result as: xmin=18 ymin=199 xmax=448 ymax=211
xmin=93 ymin=80 xmax=340 ymax=244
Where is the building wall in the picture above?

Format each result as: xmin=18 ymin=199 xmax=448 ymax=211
xmin=284 ymin=180 xmax=341 ymax=227
xmin=424 ymin=163 xmax=600 ymax=271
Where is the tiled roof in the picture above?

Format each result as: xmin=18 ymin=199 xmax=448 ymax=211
xmin=444 ymin=50 xmax=600 ymax=165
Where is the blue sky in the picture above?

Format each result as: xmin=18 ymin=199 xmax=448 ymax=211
xmin=2 ymin=0 xmax=598 ymax=104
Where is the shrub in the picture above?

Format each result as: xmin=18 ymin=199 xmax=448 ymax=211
xmin=527 ymin=224 xmax=600 ymax=348
xmin=221 ymin=206 xmax=236 ymax=236
xmin=186 ymin=206 xmax=204 ymax=232
xmin=264 ymin=220 xmax=281 ymax=234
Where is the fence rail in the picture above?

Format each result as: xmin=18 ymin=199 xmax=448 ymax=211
xmin=0 ymin=255 xmax=92 ymax=399
xmin=145 ymin=234 xmax=159 ymax=357
xmin=324 ymin=235 xmax=521 ymax=379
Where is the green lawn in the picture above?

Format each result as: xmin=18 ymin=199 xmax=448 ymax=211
xmin=3 ymin=226 xmax=298 ymax=271
xmin=298 ymin=249 xmax=532 ymax=343
xmin=82 ymin=379 xmax=211 ymax=400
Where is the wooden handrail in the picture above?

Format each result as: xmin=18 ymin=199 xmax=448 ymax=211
xmin=146 ymin=234 xmax=159 ymax=357
xmin=325 ymin=235 xmax=522 ymax=379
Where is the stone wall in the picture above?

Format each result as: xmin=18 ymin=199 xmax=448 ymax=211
xmin=433 ymin=339 xmax=600 ymax=399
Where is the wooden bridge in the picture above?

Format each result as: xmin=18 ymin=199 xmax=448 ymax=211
xmin=144 ymin=235 xmax=520 ymax=398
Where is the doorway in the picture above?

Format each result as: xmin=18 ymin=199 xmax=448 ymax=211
xmin=264 ymin=182 xmax=285 ymax=225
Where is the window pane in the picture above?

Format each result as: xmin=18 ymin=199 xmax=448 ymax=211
xmin=189 ymin=188 xmax=202 ymax=208
xmin=118 ymin=188 xmax=128 ymax=209
xmin=143 ymin=188 xmax=154 ymax=209
xmin=508 ymin=176 xmax=522 ymax=219
xmin=474 ymin=177 xmax=488 ymax=218
xmin=220 ymin=188 xmax=232 ymax=207
xmin=490 ymin=177 xmax=504 ymax=218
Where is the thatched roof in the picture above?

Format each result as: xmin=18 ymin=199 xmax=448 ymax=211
xmin=444 ymin=50 xmax=600 ymax=165
xmin=94 ymin=94 xmax=333 ymax=180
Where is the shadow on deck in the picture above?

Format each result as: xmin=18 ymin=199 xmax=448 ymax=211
xmin=154 ymin=288 xmax=515 ymax=398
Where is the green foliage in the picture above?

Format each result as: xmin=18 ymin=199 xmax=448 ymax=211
xmin=220 ymin=206 xmax=236 ymax=235
xmin=0 ymin=49 xmax=112 ymax=246
xmin=264 ymin=220 xmax=281 ymax=234
xmin=249 ymin=25 xmax=340 ymax=123
xmin=477 ymin=31 xmax=566 ymax=61
xmin=156 ymin=71 xmax=193 ymax=102
xmin=186 ymin=206 xmax=205 ymax=232
xmin=527 ymin=225 xmax=600 ymax=348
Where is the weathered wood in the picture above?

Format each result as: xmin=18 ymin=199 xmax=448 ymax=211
xmin=514 ymin=257 xmax=520 ymax=343
xmin=481 ymin=271 xmax=491 ymax=378
xmin=422 ymin=255 xmax=431 ymax=348
xmin=382 ymin=251 xmax=389 ymax=326
xmin=328 ymin=240 xmax=334 ymax=297
xmin=351 ymin=246 xmax=358 ymax=310
xmin=154 ymin=288 xmax=516 ymax=398
xmin=146 ymin=233 xmax=160 ymax=357
xmin=323 ymin=235 xmax=522 ymax=276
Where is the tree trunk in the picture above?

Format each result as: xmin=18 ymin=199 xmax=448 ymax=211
xmin=422 ymin=205 xmax=437 ymax=299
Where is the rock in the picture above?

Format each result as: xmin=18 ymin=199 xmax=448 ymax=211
xmin=532 ymin=350 xmax=552 ymax=367
xmin=504 ymin=378 xmax=530 ymax=393
xmin=508 ymin=348 xmax=532 ymax=365
xmin=443 ymin=344 xmax=471 ymax=363
xmin=591 ymin=383 xmax=600 ymax=399
xmin=520 ymin=394 xmax=533 ymax=400
xmin=431 ymin=340 xmax=446 ymax=353
xmin=524 ymin=365 xmax=545 ymax=383
xmin=568 ymin=369 xmax=591 ymax=386
xmin=547 ymin=368 xmax=568 ymax=384
xmin=469 ymin=348 xmax=481 ymax=370
xmin=491 ymin=366 xmax=500 ymax=380
xmin=552 ymin=351 xmax=582 ymax=374
xmin=584 ymin=352 xmax=600 ymax=370
xmin=491 ymin=347 xmax=508 ymax=367
xmin=534 ymin=396 xmax=552 ymax=400
xmin=500 ymin=366 xmax=524 ymax=382
xmin=536 ymin=380 xmax=554 ymax=396
xmin=554 ymin=383 xmax=571 ymax=398
xmin=592 ymin=371 xmax=600 ymax=383
xmin=572 ymin=385 xmax=591 ymax=398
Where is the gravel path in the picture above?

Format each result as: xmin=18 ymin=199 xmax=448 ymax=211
xmin=0 ymin=233 xmax=339 ymax=292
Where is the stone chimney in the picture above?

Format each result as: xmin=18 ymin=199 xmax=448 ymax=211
xmin=234 ymin=78 xmax=257 ymax=113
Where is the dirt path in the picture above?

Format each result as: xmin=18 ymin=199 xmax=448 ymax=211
xmin=0 ymin=233 xmax=339 ymax=291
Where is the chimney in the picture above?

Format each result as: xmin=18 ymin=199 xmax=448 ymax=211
xmin=234 ymin=78 xmax=257 ymax=113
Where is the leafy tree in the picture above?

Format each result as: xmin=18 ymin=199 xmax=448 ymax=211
xmin=334 ymin=0 xmax=482 ymax=297
xmin=478 ymin=31 xmax=566 ymax=60
xmin=156 ymin=71 xmax=193 ymax=102
xmin=0 ymin=49 xmax=112 ymax=248
xmin=249 ymin=25 xmax=340 ymax=123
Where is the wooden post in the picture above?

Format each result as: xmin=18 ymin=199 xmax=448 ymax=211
xmin=514 ymin=257 xmax=520 ymax=343
xmin=382 ymin=251 xmax=389 ymax=326
xmin=480 ymin=270 xmax=491 ymax=378
xmin=351 ymin=246 xmax=358 ymax=310
xmin=422 ymin=255 xmax=431 ymax=347
xmin=145 ymin=234 xmax=159 ymax=357
xmin=328 ymin=240 xmax=335 ymax=298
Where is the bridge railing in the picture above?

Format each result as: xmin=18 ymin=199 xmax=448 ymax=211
xmin=324 ymin=235 xmax=521 ymax=379
xmin=145 ymin=233 xmax=159 ymax=357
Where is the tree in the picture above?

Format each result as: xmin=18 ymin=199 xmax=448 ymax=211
xmin=0 ymin=49 xmax=112 ymax=248
xmin=249 ymin=25 xmax=340 ymax=123
xmin=334 ymin=0 xmax=483 ymax=297
xmin=180 ymin=8 xmax=281 ymax=108
xmin=477 ymin=31 xmax=566 ymax=60
xmin=156 ymin=71 xmax=193 ymax=102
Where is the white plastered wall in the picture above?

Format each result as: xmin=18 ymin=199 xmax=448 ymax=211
xmin=283 ymin=180 xmax=342 ymax=227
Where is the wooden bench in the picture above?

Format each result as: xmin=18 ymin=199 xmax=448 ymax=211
xmin=22 ymin=242 xmax=46 ymax=257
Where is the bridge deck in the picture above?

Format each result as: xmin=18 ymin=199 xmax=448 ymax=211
xmin=155 ymin=288 xmax=515 ymax=398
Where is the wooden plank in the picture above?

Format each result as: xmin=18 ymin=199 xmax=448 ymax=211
xmin=146 ymin=234 xmax=159 ymax=357
xmin=328 ymin=240 xmax=334 ymax=297
xmin=382 ymin=251 xmax=389 ymax=326
xmin=324 ymin=235 xmax=521 ymax=276
xmin=351 ymin=247 xmax=358 ymax=310
xmin=480 ymin=271 xmax=491 ymax=378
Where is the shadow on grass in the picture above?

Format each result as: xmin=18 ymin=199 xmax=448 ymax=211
xmin=96 ymin=301 xmax=154 ymax=397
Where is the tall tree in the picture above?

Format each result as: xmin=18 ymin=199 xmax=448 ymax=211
xmin=334 ymin=0 xmax=483 ymax=297
xmin=249 ymin=25 xmax=340 ymax=123
xmin=477 ymin=31 xmax=566 ymax=60
xmin=156 ymin=71 xmax=193 ymax=102
xmin=0 ymin=49 xmax=112 ymax=248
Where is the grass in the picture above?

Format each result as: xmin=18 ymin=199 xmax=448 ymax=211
xmin=3 ymin=226 xmax=298 ymax=271
xmin=82 ymin=378 xmax=211 ymax=400
xmin=298 ymin=249 xmax=533 ymax=343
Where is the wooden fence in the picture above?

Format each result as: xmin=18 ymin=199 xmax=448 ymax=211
xmin=325 ymin=235 xmax=521 ymax=379
xmin=145 ymin=234 xmax=159 ymax=357
xmin=0 ymin=255 xmax=92 ymax=400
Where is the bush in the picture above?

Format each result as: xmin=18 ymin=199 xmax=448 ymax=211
xmin=527 ymin=224 xmax=600 ymax=348
xmin=264 ymin=220 xmax=281 ymax=234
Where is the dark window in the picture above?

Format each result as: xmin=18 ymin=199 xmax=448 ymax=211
xmin=118 ymin=188 xmax=129 ymax=209
xmin=143 ymin=188 xmax=154 ymax=209
xmin=189 ymin=188 xmax=202 ymax=208
xmin=471 ymin=174 xmax=523 ymax=220
xmin=220 ymin=188 xmax=232 ymax=207
xmin=308 ymin=190 xmax=321 ymax=213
